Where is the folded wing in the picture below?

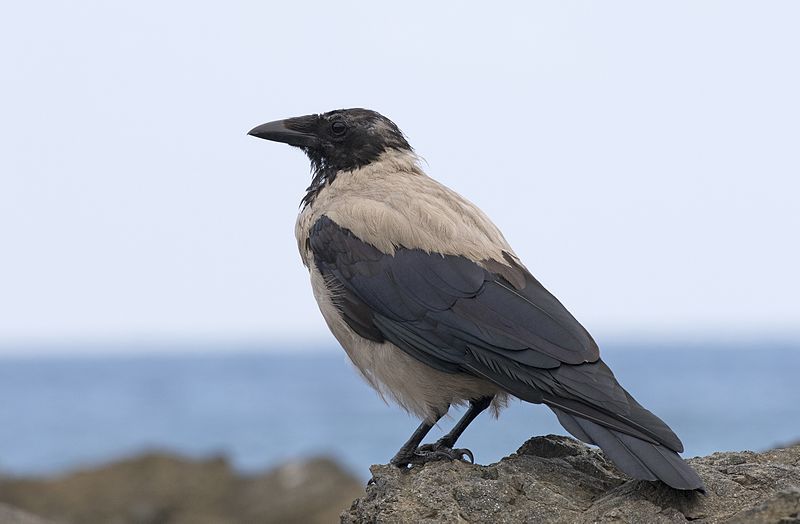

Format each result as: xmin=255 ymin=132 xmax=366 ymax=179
xmin=309 ymin=215 xmax=702 ymax=490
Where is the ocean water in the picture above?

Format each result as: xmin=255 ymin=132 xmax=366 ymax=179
xmin=0 ymin=342 xmax=798 ymax=478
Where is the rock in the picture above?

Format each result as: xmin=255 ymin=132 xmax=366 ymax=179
xmin=342 ymin=435 xmax=800 ymax=523
xmin=0 ymin=453 xmax=363 ymax=524
xmin=237 ymin=456 xmax=366 ymax=524
xmin=0 ymin=503 xmax=58 ymax=524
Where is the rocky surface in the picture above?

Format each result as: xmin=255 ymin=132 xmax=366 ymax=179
xmin=0 ymin=453 xmax=363 ymax=524
xmin=2 ymin=438 xmax=798 ymax=524
xmin=342 ymin=435 xmax=800 ymax=523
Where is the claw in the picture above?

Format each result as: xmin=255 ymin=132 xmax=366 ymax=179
xmin=417 ymin=443 xmax=435 ymax=453
xmin=432 ymin=449 xmax=454 ymax=461
xmin=457 ymin=447 xmax=475 ymax=464
xmin=395 ymin=443 xmax=476 ymax=467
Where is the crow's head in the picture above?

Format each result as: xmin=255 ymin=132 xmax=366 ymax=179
xmin=248 ymin=108 xmax=412 ymax=174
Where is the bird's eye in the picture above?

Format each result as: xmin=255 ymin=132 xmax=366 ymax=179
xmin=330 ymin=121 xmax=348 ymax=136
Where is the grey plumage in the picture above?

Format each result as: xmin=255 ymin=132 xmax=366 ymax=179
xmin=249 ymin=108 xmax=704 ymax=491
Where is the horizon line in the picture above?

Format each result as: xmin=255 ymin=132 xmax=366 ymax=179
xmin=1 ymin=332 xmax=799 ymax=358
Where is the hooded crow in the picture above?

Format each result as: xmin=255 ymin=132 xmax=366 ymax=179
xmin=249 ymin=108 xmax=704 ymax=491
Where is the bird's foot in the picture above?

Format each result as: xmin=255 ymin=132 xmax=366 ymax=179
xmin=391 ymin=441 xmax=474 ymax=468
xmin=416 ymin=442 xmax=475 ymax=464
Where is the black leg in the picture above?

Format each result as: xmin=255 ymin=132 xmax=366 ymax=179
xmin=390 ymin=419 xmax=439 ymax=467
xmin=435 ymin=396 xmax=493 ymax=449
xmin=390 ymin=397 xmax=494 ymax=468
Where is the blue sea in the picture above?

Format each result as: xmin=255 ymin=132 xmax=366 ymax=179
xmin=1 ymin=341 xmax=798 ymax=479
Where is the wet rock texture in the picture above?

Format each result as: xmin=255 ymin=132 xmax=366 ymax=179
xmin=342 ymin=435 xmax=800 ymax=523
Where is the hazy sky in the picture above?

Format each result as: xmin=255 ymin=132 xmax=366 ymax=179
xmin=1 ymin=2 xmax=798 ymax=352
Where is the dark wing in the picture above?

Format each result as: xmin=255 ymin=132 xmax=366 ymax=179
xmin=309 ymin=215 xmax=704 ymax=490
xmin=310 ymin=215 xmax=598 ymax=364
xmin=308 ymin=216 xmax=684 ymax=453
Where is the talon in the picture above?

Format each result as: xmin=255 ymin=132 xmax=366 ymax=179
xmin=396 ymin=443 xmax=477 ymax=466
xmin=457 ymin=448 xmax=475 ymax=464
xmin=432 ymin=450 xmax=453 ymax=461
xmin=407 ymin=450 xmax=437 ymax=465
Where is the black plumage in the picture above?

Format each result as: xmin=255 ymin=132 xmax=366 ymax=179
xmin=309 ymin=215 xmax=703 ymax=491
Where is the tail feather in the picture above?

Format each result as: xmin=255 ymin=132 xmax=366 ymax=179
xmin=553 ymin=408 xmax=705 ymax=491
xmin=545 ymin=360 xmax=684 ymax=452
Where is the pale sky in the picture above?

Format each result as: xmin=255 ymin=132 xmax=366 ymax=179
xmin=1 ymin=1 xmax=798 ymax=353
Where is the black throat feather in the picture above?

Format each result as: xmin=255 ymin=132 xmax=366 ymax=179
xmin=300 ymin=148 xmax=338 ymax=209
xmin=300 ymin=168 xmax=335 ymax=209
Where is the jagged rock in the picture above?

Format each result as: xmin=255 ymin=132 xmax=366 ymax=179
xmin=0 ymin=503 xmax=58 ymax=524
xmin=342 ymin=435 xmax=800 ymax=523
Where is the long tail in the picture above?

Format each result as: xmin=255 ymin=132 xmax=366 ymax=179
xmin=465 ymin=349 xmax=705 ymax=490
xmin=520 ymin=358 xmax=706 ymax=491
xmin=550 ymin=406 xmax=704 ymax=491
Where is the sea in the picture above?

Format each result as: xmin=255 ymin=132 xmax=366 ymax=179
xmin=0 ymin=341 xmax=798 ymax=479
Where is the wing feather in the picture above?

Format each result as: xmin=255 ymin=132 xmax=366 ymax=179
xmin=308 ymin=215 xmax=684 ymax=454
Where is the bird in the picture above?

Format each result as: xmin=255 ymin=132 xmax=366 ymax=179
xmin=248 ymin=108 xmax=704 ymax=491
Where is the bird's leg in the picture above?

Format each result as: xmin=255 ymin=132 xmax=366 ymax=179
xmin=390 ymin=418 xmax=440 ymax=467
xmin=417 ymin=396 xmax=494 ymax=464
xmin=438 ymin=396 xmax=494 ymax=448
xmin=391 ymin=397 xmax=494 ymax=468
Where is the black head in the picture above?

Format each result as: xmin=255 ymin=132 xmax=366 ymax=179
xmin=248 ymin=108 xmax=412 ymax=174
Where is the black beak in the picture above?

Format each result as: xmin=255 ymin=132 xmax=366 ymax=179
xmin=247 ymin=118 xmax=318 ymax=148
